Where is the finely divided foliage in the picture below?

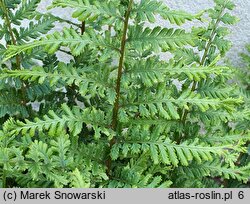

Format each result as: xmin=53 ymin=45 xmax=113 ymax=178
xmin=0 ymin=0 xmax=249 ymax=188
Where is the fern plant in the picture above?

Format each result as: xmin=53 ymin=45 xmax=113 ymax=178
xmin=0 ymin=0 xmax=249 ymax=188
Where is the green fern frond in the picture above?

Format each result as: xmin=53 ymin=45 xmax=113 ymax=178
xmin=0 ymin=64 xmax=89 ymax=86
xmin=3 ymin=104 xmax=110 ymax=138
xmin=112 ymin=137 xmax=231 ymax=166
xmin=168 ymin=65 xmax=231 ymax=82
xmin=127 ymin=25 xmax=196 ymax=52
xmin=4 ymin=104 xmax=104 ymax=136
xmin=124 ymin=90 xmax=242 ymax=120
xmin=124 ymin=58 xmax=231 ymax=87
xmin=134 ymin=0 xmax=202 ymax=25
xmin=3 ymin=28 xmax=119 ymax=60
xmin=3 ymin=28 xmax=90 ymax=59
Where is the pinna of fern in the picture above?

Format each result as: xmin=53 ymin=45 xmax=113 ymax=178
xmin=0 ymin=0 xmax=249 ymax=188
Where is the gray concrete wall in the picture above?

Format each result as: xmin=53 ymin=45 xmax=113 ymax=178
xmin=13 ymin=0 xmax=250 ymax=66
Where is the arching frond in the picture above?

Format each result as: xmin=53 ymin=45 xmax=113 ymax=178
xmin=3 ymin=28 xmax=90 ymax=59
xmin=3 ymin=27 xmax=120 ymax=61
xmin=123 ymin=90 xmax=243 ymax=120
xmin=124 ymin=58 xmax=232 ymax=87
